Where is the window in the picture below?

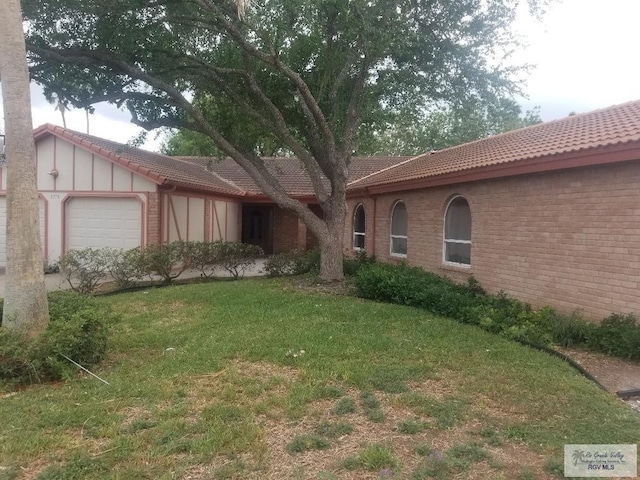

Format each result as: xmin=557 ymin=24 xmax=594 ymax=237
xmin=390 ymin=201 xmax=407 ymax=256
xmin=353 ymin=204 xmax=366 ymax=250
xmin=444 ymin=196 xmax=471 ymax=265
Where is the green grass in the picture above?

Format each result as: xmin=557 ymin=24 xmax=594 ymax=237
xmin=1 ymin=278 xmax=639 ymax=478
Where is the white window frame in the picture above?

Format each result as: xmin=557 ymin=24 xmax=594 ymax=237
xmin=443 ymin=195 xmax=471 ymax=267
xmin=390 ymin=200 xmax=408 ymax=257
xmin=353 ymin=204 xmax=366 ymax=251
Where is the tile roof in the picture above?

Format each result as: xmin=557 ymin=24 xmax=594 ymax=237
xmin=350 ymin=99 xmax=640 ymax=190
xmin=33 ymin=124 xmax=245 ymax=196
xmin=176 ymin=156 xmax=411 ymax=196
xmin=36 ymin=99 xmax=640 ymax=199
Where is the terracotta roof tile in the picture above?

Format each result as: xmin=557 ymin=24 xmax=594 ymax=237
xmin=176 ymin=156 xmax=410 ymax=196
xmin=350 ymin=99 xmax=640 ymax=189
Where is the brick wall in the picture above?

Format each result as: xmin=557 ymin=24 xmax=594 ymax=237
xmin=273 ymin=207 xmax=303 ymax=253
xmin=306 ymin=204 xmax=324 ymax=249
xmin=348 ymin=161 xmax=640 ymax=320
xmin=344 ymin=197 xmax=376 ymax=256
xmin=147 ymin=191 xmax=161 ymax=245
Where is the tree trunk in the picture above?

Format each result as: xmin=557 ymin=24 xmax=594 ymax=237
xmin=317 ymin=196 xmax=347 ymax=281
xmin=0 ymin=0 xmax=50 ymax=335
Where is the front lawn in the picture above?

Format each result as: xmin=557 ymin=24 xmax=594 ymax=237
xmin=1 ymin=278 xmax=638 ymax=479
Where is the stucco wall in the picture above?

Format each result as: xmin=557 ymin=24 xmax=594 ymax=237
xmin=0 ymin=136 xmax=157 ymax=262
xmin=346 ymin=160 xmax=640 ymax=320
xmin=163 ymin=193 xmax=241 ymax=243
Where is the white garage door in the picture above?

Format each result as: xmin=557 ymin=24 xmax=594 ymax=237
xmin=65 ymin=197 xmax=142 ymax=251
xmin=0 ymin=197 xmax=46 ymax=268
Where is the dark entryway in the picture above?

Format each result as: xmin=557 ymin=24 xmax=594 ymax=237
xmin=242 ymin=205 xmax=274 ymax=254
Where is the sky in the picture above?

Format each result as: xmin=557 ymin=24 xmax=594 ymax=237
xmin=4 ymin=0 xmax=640 ymax=152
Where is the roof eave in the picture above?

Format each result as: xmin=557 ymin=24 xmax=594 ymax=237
xmin=360 ymin=141 xmax=640 ymax=196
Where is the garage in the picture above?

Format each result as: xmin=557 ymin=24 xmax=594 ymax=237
xmin=0 ymin=197 xmax=46 ymax=268
xmin=65 ymin=197 xmax=142 ymax=251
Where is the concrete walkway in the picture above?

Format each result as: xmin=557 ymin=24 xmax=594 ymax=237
xmin=0 ymin=258 xmax=267 ymax=294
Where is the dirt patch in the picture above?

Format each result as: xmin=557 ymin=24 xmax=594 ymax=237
xmin=258 ymin=387 xmax=557 ymax=479
xmin=556 ymin=347 xmax=640 ymax=412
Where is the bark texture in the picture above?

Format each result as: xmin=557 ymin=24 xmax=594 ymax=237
xmin=0 ymin=0 xmax=50 ymax=334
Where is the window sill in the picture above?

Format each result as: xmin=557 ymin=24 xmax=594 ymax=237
xmin=440 ymin=262 xmax=471 ymax=274
xmin=390 ymin=253 xmax=407 ymax=259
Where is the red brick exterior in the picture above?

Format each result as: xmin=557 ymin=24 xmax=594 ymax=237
xmin=147 ymin=191 xmax=161 ymax=245
xmin=273 ymin=207 xmax=304 ymax=253
xmin=346 ymin=160 xmax=640 ymax=320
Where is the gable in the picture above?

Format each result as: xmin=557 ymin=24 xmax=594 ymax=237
xmin=19 ymin=135 xmax=159 ymax=193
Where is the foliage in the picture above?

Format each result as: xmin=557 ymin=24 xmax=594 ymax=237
xmin=358 ymin=100 xmax=543 ymax=156
xmin=285 ymin=434 xmax=330 ymax=454
xmin=133 ymin=241 xmax=191 ymax=283
xmin=353 ymin=261 xmax=640 ymax=360
xmin=586 ymin=313 xmax=640 ymax=360
xmin=263 ymin=248 xmax=320 ymax=277
xmin=333 ymin=397 xmax=357 ymax=415
xmin=107 ymin=248 xmax=144 ymax=288
xmin=24 ymin=0 xmax=548 ymax=280
xmin=58 ymin=247 xmax=113 ymax=294
xmin=355 ymin=444 xmax=399 ymax=472
xmin=343 ymin=250 xmax=375 ymax=277
xmin=0 ymin=292 xmax=117 ymax=384
xmin=214 ymin=242 xmax=264 ymax=279
xmin=187 ymin=241 xmax=222 ymax=278
xmin=161 ymin=129 xmax=221 ymax=157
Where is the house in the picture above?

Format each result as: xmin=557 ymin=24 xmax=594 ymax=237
xmin=344 ymin=100 xmax=640 ymax=320
xmin=2 ymin=100 xmax=640 ymax=319
xmin=0 ymin=124 xmax=407 ymax=266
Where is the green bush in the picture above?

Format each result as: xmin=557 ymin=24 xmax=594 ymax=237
xmin=343 ymin=250 xmax=375 ymax=276
xmin=215 ymin=242 xmax=264 ymax=279
xmin=587 ymin=313 xmax=640 ymax=360
xmin=58 ymin=247 xmax=113 ymax=293
xmin=188 ymin=241 xmax=221 ymax=278
xmin=353 ymin=261 xmax=640 ymax=360
xmin=264 ymin=248 xmax=320 ymax=277
xmin=107 ymin=248 xmax=144 ymax=288
xmin=0 ymin=292 xmax=118 ymax=385
xmin=133 ymin=241 xmax=191 ymax=283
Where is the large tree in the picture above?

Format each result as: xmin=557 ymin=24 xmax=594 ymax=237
xmin=24 ymin=0 xmax=547 ymax=280
xmin=0 ymin=0 xmax=50 ymax=334
xmin=358 ymin=99 xmax=543 ymax=156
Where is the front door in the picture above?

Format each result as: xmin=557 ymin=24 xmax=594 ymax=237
xmin=242 ymin=205 xmax=274 ymax=254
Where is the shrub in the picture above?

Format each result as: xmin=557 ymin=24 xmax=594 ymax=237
xmin=58 ymin=247 xmax=113 ymax=294
xmin=343 ymin=250 xmax=375 ymax=277
xmin=0 ymin=292 xmax=118 ymax=385
xmin=216 ymin=242 xmax=264 ymax=279
xmin=107 ymin=248 xmax=144 ymax=288
xmin=264 ymin=248 xmax=320 ymax=277
xmin=587 ymin=313 xmax=640 ymax=360
xmin=188 ymin=241 xmax=222 ymax=278
xmin=134 ymin=241 xmax=191 ymax=282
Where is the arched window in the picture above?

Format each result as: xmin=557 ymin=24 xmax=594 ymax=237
xmin=444 ymin=196 xmax=471 ymax=265
xmin=390 ymin=201 xmax=407 ymax=256
xmin=353 ymin=204 xmax=366 ymax=250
